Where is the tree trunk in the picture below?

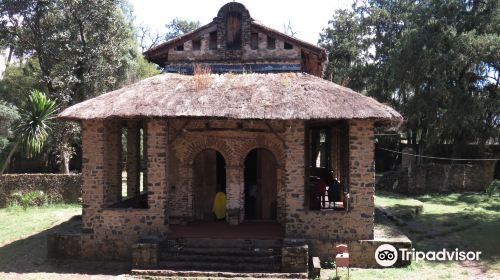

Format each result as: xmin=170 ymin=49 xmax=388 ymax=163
xmin=0 ymin=141 xmax=19 ymax=175
xmin=6 ymin=46 xmax=13 ymax=65
xmin=60 ymin=145 xmax=71 ymax=174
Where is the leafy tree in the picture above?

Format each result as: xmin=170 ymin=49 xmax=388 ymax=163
xmin=0 ymin=101 xmax=19 ymax=166
xmin=0 ymin=0 xmax=142 ymax=173
xmin=0 ymin=57 xmax=45 ymax=108
xmin=0 ymin=90 xmax=57 ymax=175
xmin=320 ymin=0 xmax=500 ymax=158
xmin=138 ymin=18 xmax=200 ymax=51
xmin=135 ymin=55 xmax=160 ymax=80
xmin=165 ymin=18 xmax=201 ymax=41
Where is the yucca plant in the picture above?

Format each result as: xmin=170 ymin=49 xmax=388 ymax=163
xmin=0 ymin=90 xmax=58 ymax=174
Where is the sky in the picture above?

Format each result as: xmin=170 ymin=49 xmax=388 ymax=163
xmin=129 ymin=0 xmax=352 ymax=45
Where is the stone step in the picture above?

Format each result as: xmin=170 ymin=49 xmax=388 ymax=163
xmin=158 ymin=260 xmax=280 ymax=272
xmin=161 ymin=253 xmax=281 ymax=264
xmin=163 ymin=238 xmax=283 ymax=248
xmin=161 ymin=246 xmax=280 ymax=257
xmin=130 ymin=269 xmax=308 ymax=279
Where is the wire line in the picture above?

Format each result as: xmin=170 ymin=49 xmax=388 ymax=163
xmin=376 ymin=147 xmax=500 ymax=161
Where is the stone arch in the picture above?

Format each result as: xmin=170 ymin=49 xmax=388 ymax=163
xmin=176 ymin=137 xmax=235 ymax=222
xmin=217 ymin=2 xmax=251 ymax=20
xmin=182 ymin=137 xmax=235 ymax=167
xmin=237 ymin=136 xmax=285 ymax=168
xmin=216 ymin=2 xmax=252 ymax=51
xmin=235 ymin=136 xmax=286 ymax=223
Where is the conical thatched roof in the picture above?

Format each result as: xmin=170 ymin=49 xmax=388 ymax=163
xmin=58 ymin=73 xmax=403 ymax=126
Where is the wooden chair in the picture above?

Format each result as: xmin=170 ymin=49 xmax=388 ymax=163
xmin=335 ymin=244 xmax=349 ymax=279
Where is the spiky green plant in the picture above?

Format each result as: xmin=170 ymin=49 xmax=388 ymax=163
xmin=14 ymin=90 xmax=58 ymax=156
xmin=0 ymin=90 xmax=58 ymax=174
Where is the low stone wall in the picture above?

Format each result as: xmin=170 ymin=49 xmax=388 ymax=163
xmin=47 ymin=233 xmax=81 ymax=259
xmin=281 ymin=239 xmax=309 ymax=273
xmin=377 ymin=162 xmax=497 ymax=195
xmin=0 ymin=174 xmax=81 ymax=207
xmin=132 ymin=236 xmax=161 ymax=269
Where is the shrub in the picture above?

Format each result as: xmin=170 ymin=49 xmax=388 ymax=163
xmin=9 ymin=190 xmax=48 ymax=209
xmin=321 ymin=257 xmax=335 ymax=269
xmin=486 ymin=180 xmax=499 ymax=199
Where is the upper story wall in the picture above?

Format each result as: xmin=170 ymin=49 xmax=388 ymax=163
xmin=144 ymin=2 xmax=327 ymax=77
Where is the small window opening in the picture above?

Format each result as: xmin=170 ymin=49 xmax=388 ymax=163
xmin=121 ymin=126 xmax=127 ymax=199
xmin=251 ymin=32 xmax=259 ymax=50
xmin=267 ymin=36 xmax=276 ymax=50
xmin=306 ymin=121 xmax=349 ymax=211
xmin=112 ymin=122 xmax=148 ymax=209
xmin=175 ymin=44 xmax=184 ymax=51
xmin=209 ymin=31 xmax=217 ymax=50
xmin=284 ymin=42 xmax=293 ymax=49
xmin=192 ymin=39 xmax=201 ymax=51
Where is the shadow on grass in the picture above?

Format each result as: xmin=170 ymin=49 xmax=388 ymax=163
xmin=416 ymin=192 xmax=497 ymax=206
xmin=396 ymin=211 xmax=500 ymax=273
xmin=0 ymin=215 xmax=130 ymax=276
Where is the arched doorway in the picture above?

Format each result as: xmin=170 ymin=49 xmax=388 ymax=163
xmin=192 ymin=149 xmax=226 ymax=220
xmin=244 ymin=148 xmax=277 ymax=220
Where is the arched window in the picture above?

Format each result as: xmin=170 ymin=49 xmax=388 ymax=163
xmin=225 ymin=12 xmax=242 ymax=50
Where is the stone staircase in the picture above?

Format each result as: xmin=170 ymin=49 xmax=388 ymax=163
xmin=159 ymin=238 xmax=283 ymax=272
xmin=130 ymin=237 xmax=309 ymax=278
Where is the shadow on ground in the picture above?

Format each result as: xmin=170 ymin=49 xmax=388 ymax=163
xmin=380 ymin=202 xmax=500 ymax=274
xmin=0 ymin=215 xmax=130 ymax=277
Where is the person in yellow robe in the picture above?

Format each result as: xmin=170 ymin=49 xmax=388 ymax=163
xmin=212 ymin=191 xmax=227 ymax=220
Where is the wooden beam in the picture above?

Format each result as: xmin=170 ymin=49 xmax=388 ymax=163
xmin=169 ymin=120 xmax=191 ymax=145
xmin=264 ymin=121 xmax=287 ymax=148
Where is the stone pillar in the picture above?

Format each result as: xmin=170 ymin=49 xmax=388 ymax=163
xmin=348 ymin=120 xmax=375 ymax=240
xmin=283 ymin=120 xmax=306 ymax=237
xmin=104 ymin=120 xmax=122 ymax=206
xmin=81 ymin=120 xmax=105 ymax=258
xmin=127 ymin=120 xmax=141 ymax=197
xmin=226 ymin=165 xmax=242 ymax=225
xmin=146 ymin=119 xmax=168 ymax=219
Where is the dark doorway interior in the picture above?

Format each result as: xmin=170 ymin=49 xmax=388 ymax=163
xmin=193 ymin=150 xmax=226 ymax=220
xmin=244 ymin=148 xmax=277 ymax=220
xmin=494 ymin=160 xmax=500 ymax=180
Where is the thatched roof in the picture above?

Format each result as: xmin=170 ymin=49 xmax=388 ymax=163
xmin=58 ymin=73 xmax=403 ymax=126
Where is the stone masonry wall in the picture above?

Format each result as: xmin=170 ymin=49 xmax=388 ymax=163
xmin=79 ymin=118 xmax=376 ymax=261
xmin=80 ymin=120 xmax=167 ymax=261
xmin=166 ymin=3 xmax=302 ymax=65
xmin=377 ymin=161 xmax=496 ymax=194
xmin=0 ymin=174 xmax=81 ymax=207
xmin=284 ymin=120 xmax=375 ymax=244
xmin=167 ymin=119 xmax=286 ymax=224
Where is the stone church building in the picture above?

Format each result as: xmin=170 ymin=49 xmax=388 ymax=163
xmin=58 ymin=2 xmax=403 ymax=274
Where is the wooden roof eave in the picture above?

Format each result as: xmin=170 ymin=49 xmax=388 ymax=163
xmin=144 ymin=21 xmax=217 ymax=61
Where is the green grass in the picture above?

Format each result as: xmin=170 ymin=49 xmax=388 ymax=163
xmin=0 ymin=203 xmax=81 ymax=245
xmin=322 ymin=192 xmax=500 ymax=280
